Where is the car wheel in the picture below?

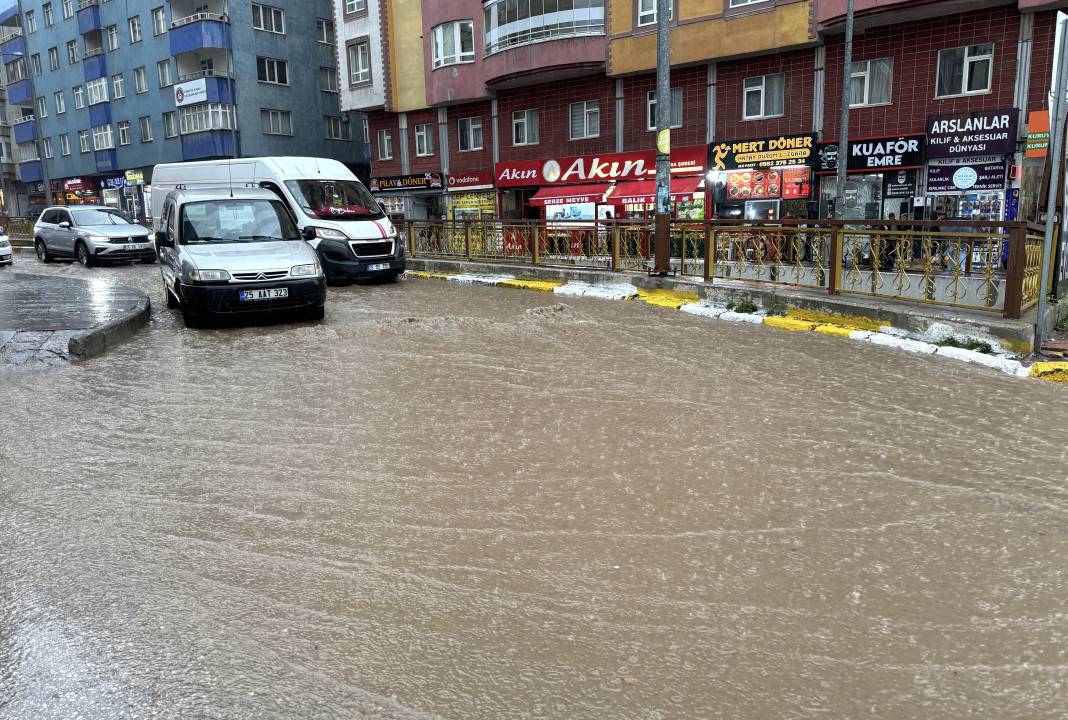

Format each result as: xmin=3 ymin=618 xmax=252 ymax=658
xmin=35 ymin=238 xmax=52 ymax=263
xmin=164 ymin=279 xmax=180 ymax=309
xmin=75 ymin=241 xmax=93 ymax=268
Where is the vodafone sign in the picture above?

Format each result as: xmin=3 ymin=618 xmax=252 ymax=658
xmin=495 ymin=146 xmax=705 ymax=188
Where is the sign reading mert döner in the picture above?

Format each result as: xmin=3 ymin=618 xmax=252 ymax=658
xmin=926 ymin=109 xmax=1019 ymax=158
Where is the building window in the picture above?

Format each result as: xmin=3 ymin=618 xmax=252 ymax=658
xmin=377 ymin=129 xmax=392 ymax=159
xmin=345 ymin=0 xmax=367 ymax=14
xmin=134 ymin=67 xmax=147 ymax=94
xmin=743 ymin=73 xmax=784 ymax=119
xmin=252 ymin=4 xmax=285 ymax=34
xmin=106 ymin=25 xmax=118 ymax=51
xmin=163 ymin=111 xmax=177 ymax=138
xmin=728 ymin=0 xmax=768 ymax=7
xmin=30 ymin=53 xmax=41 ymax=76
xmin=414 ymin=123 xmax=434 ymax=156
xmin=256 ymin=57 xmax=288 ymax=85
xmin=512 ymin=109 xmax=539 ymax=146
xmin=179 ymin=104 xmax=236 ymax=134
xmin=47 ymin=47 xmax=59 ymax=71
xmin=128 ymin=16 xmax=142 ymax=43
xmin=324 ymin=115 xmax=348 ymax=140
xmin=362 ymin=117 xmax=369 ymax=144
xmin=139 ymin=116 xmax=153 ymax=142
xmin=637 ymin=0 xmax=672 ymax=27
xmin=483 ymin=0 xmax=605 ymax=54
xmin=850 ymin=58 xmax=892 ymax=107
xmin=117 ymin=121 xmax=130 ymax=146
xmin=42 ymin=137 xmax=53 ymax=159
xmin=54 ymin=90 xmax=65 ymax=114
xmin=317 ymin=18 xmax=334 ymax=44
xmin=87 ymin=77 xmax=109 ymax=105
xmin=66 ymin=39 xmax=77 ymax=65
xmin=72 ymin=85 xmax=85 ymax=108
xmin=59 ymin=133 xmax=70 ymax=156
xmin=36 ymin=96 xmax=47 ymax=118
xmin=25 ymin=10 xmax=36 ymax=33
xmin=157 ymin=59 xmax=172 ymax=87
xmin=936 ymin=44 xmax=993 ymax=98
xmin=319 ymin=66 xmax=337 ymax=93
xmin=79 ymin=130 xmax=90 ymax=153
xmin=92 ymin=124 xmax=114 ymax=150
xmin=43 ymin=3 xmax=53 ymax=27
xmin=113 ymin=73 xmax=125 ymax=99
xmin=458 ymin=116 xmax=482 ymax=151
xmin=152 ymin=7 xmax=166 ymax=36
xmin=62 ymin=0 xmax=73 ymax=20
xmin=569 ymin=100 xmax=600 ymax=140
xmin=347 ymin=40 xmax=370 ymax=85
xmin=646 ymin=88 xmax=683 ymax=130
xmin=261 ymin=108 xmax=293 ymax=135
xmin=432 ymin=21 xmax=474 ymax=68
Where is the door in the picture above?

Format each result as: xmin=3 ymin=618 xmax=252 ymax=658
xmin=37 ymin=209 xmax=55 ymax=248
xmin=158 ymin=201 xmax=179 ymax=289
xmin=54 ymin=209 xmax=76 ymax=255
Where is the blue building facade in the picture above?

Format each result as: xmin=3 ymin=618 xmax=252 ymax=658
xmin=0 ymin=0 xmax=370 ymax=217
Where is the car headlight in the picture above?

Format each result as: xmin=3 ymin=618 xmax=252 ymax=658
xmin=313 ymin=227 xmax=348 ymax=240
xmin=0 ymin=239 xmax=9 ymax=248
xmin=88 ymin=235 xmax=109 ymax=243
xmin=290 ymin=263 xmax=320 ymax=277
xmin=189 ymin=269 xmax=230 ymax=282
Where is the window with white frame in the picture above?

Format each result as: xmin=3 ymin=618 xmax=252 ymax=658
xmin=345 ymin=0 xmax=366 ymax=14
xmin=17 ymin=143 xmax=39 ymax=163
xmin=62 ymin=0 xmax=73 ymax=20
xmin=512 ymin=109 xmax=539 ymax=146
xmin=362 ymin=117 xmax=369 ymax=144
xmin=87 ymin=77 xmax=109 ymax=105
xmin=347 ymin=40 xmax=370 ymax=85
xmin=317 ymin=18 xmax=334 ymax=44
xmin=139 ymin=116 xmax=153 ymax=142
xmin=179 ymin=104 xmax=236 ymax=134
xmin=78 ymin=129 xmax=90 ymax=153
xmin=134 ymin=66 xmax=147 ymax=93
xmin=261 ymin=108 xmax=293 ymax=135
xmin=53 ymin=90 xmax=64 ymax=114
xmin=117 ymin=120 xmax=130 ymax=146
xmin=569 ymin=100 xmax=599 ymax=139
xmin=66 ymin=39 xmax=77 ymax=64
xmin=92 ymin=124 xmax=114 ymax=150
xmin=36 ymin=96 xmax=46 ymax=118
xmin=256 ymin=57 xmax=288 ymax=84
xmin=152 ymin=7 xmax=166 ymax=35
xmin=252 ymin=4 xmax=284 ymax=34
xmin=25 ymin=10 xmax=36 ymax=33
xmin=113 ymin=73 xmax=125 ymax=98
xmin=742 ymin=73 xmax=784 ymax=119
xmin=48 ymin=47 xmax=58 ymax=71
xmin=646 ymin=88 xmax=682 ymax=130
xmin=59 ymin=133 xmax=70 ymax=156
xmin=324 ymin=115 xmax=348 ymax=140
xmin=377 ymin=128 xmax=392 ymax=159
xmin=43 ymin=3 xmax=53 ymax=27
xmin=157 ymin=59 xmax=172 ymax=87
xmin=129 ymin=16 xmax=142 ymax=43
xmin=728 ymin=0 xmax=768 ymax=7
xmin=936 ymin=43 xmax=993 ymax=98
xmin=637 ymin=0 xmax=672 ymax=27
xmin=414 ymin=123 xmax=434 ymax=156
xmin=106 ymin=25 xmax=118 ymax=50
xmin=319 ymin=66 xmax=337 ymax=92
xmin=72 ymin=85 xmax=85 ymax=108
xmin=30 ymin=54 xmax=41 ymax=75
xmin=42 ymin=137 xmax=53 ymax=159
xmin=432 ymin=21 xmax=474 ymax=68
xmin=458 ymin=116 xmax=483 ymax=151
xmin=850 ymin=58 xmax=892 ymax=107
xmin=163 ymin=111 xmax=177 ymax=138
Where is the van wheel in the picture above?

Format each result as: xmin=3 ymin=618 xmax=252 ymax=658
xmin=35 ymin=238 xmax=52 ymax=263
xmin=75 ymin=241 xmax=93 ymax=268
xmin=164 ymin=279 xmax=180 ymax=309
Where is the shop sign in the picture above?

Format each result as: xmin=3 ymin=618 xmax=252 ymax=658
xmin=927 ymin=160 xmax=1007 ymax=193
xmin=446 ymin=171 xmax=493 ymax=190
xmin=125 ymin=169 xmax=145 ymax=185
xmin=494 ymin=146 xmax=706 ymax=188
xmin=926 ymin=109 xmax=1019 ymax=158
xmin=369 ymin=173 xmax=443 ymax=192
xmin=174 ymin=79 xmax=208 ymax=108
xmin=816 ymin=135 xmax=924 ymax=173
xmin=709 ymin=134 xmax=816 ymax=171
xmin=882 ymin=169 xmax=918 ymax=198
xmin=64 ymin=178 xmax=88 ymax=191
xmin=1025 ymin=110 xmax=1050 ymax=158
xmin=103 ymin=177 xmax=127 ymax=189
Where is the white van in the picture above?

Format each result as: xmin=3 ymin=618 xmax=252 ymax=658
xmin=151 ymin=157 xmax=405 ymax=283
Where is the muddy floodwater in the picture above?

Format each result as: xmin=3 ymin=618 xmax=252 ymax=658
xmin=2 ymin=261 xmax=1068 ymax=719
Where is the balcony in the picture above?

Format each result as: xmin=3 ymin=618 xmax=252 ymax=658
xmin=83 ymin=52 xmax=107 ymax=81
xmin=0 ymin=30 xmax=26 ymax=62
xmin=181 ymin=129 xmax=236 ymax=160
xmin=16 ymin=159 xmax=42 ymax=183
xmin=77 ymin=0 xmax=102 ymax=34
xmin=177 ymin=68 xmax=233 ymax=83
xmin=169 ymin=13 xmax=231 ymax=55
xmin=95 ymin=149 xmax=117 ymax=173
xmin=12 ymin=116 xmax=35 ymax=144
xmin=7 ymin=79 xmax=31 ymax=105
xmin=82 ymin=46 xmax=104 ymax=61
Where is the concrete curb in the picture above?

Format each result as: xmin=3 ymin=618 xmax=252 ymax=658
xmin=68 ymin=292 xmax=151 ymax=360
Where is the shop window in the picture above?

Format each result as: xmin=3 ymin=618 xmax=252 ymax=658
xmin=377 ymin=129 xmax=393 ymax=160
xmin=936 ymin=44 xmax=993 ymax=98
xmin=646 ymin=88 xmax=682 ymax=130
xmin=569 ymin=101 xmax=599 ymax=140
xmin=743 ymin=73 xmax=783 ymax=120
xmin=850 ymin=58 xmax=892 ymax=107
xmin=458 ymin=117 xmax=483 ymax=152
xmin=414 ymin=123 xmax=434 ymax=157
xmin=637 ymin=0 xmax=671 ymax=28
xmin=512 ymin=109 xmax=539 ymax=146
xmin=432 ymin=21 xmax=474 ymax=68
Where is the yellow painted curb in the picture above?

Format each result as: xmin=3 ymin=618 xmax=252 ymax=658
xmin=763 ymin=316 xmax=817 ymax=332
xmin=813 ymin=323 xmax=855 ymax=337
xmin=636 ymin=288 xmax=700 ymax=309
xmin=1029 ymin=362 xmax=1068 ymax=383
xmin=498 ymin=278 xmax=567 ymax=292
xmin=999 ymin=337 xmax=1033 ymax=355
xmin=786 ymin=307 xmax=884 ymax=332
xmin=406 ymin=271 xmax=453 ymax=280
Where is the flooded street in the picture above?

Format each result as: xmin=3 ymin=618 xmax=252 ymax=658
xmin=2 ymin=260 xmax=1068 ymax=719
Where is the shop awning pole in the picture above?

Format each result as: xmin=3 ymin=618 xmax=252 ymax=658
xmin=653 ymin=0 xmax=671 ymax=275
xmin=834 ymin=0 xmax=854 ymax=219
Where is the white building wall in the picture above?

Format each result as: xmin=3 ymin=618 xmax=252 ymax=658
xmin=334 ymin=0 xmax=386 ymax=112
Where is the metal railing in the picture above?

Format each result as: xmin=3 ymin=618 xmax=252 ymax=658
xmin=401 ymin=219 xmax=1053 ymax=319
xmin=177 ymin=69 xmax=233 ymax=82
xmin=171 ymin=12 xmax=229 ymax=29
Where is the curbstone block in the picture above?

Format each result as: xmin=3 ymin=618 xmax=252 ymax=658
xmin=764 ymin=316 xmax=817 ymax=332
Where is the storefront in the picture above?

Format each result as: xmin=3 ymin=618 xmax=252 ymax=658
xmin=123 ymin=169 xmax=149 ymax=221
xmin=445 ymin=172 xmax=497 ymax=221
xmin=28 ymin=177 xmax=102 ymax=208
xmin=369 ymin=173 xmax=445 ymax=220
xmin=815 ymin=134 xmax=925 ymax=220
xmin=706 ymin=134 xmax=816 ymax=220
xmin=924 ymin=108 xmax=1018 ymax=221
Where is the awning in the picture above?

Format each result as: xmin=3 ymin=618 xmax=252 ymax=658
xmin=606 ymin=177 xmax=705 ymax=205
xmin=529 ymin=183 xmax=612 ymax=206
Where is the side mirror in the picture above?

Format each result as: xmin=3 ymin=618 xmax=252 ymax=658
xmin=58 ymin=221 xmax=71 ymax=229
xmin=301 ymin=227 xmax=317 ymax=241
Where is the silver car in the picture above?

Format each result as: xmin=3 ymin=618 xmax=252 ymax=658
xmin=33 ymin=205 xmax=155 ymax=267
xmin=0 ymin=228 xmax=11 ymax=266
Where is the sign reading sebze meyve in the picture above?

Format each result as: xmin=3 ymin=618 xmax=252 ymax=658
xmin=926 ymin=109 xmax=1019 ymax=158
xmin=174 ymin=79 xmax=208 ymax=107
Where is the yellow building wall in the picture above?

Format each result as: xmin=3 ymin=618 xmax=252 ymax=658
xmin=387 ymin=0 xmax=429 ymax=112
xmin=609 ymin=1 xmax=815 ymax=76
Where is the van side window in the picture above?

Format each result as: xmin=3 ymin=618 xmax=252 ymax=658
xmin=166 ymin=203 xmax=177 ymax=241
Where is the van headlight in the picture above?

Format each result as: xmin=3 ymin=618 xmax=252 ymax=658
xmin=290 ymin=263 xmax=320 ymax=277
xmin=313 ymin=227 xmax=348 ymax=240
xmin=189 ymin=269 xmax=230 ymax=282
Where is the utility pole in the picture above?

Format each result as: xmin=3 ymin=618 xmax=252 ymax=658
xmin=833 ymin=0 xmax=854 ymax=219
xmin=1036 ymin=12 xmax=1068 ymax=349
xmin=652 ymin=0 xmax=671 ymax=275
xmin=16 ymin=0 xmax=52 ymax=206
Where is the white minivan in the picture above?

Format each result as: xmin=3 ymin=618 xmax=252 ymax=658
xmin=151 ymin=157 xmax=405 ymax=283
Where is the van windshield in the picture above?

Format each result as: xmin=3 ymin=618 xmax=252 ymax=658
xmin=179 ymin=199 xmax=301 ymax=244
xmin=285 ymin=179 xmax=384 ymax=220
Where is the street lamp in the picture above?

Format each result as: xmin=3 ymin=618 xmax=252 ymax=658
xmin=0 ymin=47 xmax=53 ymax=206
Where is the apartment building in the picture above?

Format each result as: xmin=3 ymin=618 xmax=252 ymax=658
xmin=1 ymin=0 xmax=369 ymax=217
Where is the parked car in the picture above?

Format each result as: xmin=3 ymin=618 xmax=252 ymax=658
xmin=33 ymin=206 xmax=154 ymax=267
xmin=152 ymin=157 xmax=405 ymax=284
xmin=0 ymin=227 xmax=11 ymax=266
xmin=154 ymin=186 xmax=327 ymax=328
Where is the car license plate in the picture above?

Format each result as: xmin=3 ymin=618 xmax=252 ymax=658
xmin=367 ymin=262 xmax=391 ymax=272
xmin=123 ymin=245 xmax=136 ymax=251
xmin=239 ymin=288 xmax=289 ymax=301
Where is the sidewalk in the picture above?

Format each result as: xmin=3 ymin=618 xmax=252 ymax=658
xmin=0 ymin=271 xmax=150 ymax=365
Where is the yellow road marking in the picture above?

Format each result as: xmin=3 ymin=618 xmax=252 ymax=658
xmin=636 ymin=288 xmax=700 ymax=309
xmin=498 ymin=278 xmax=568 ymax=292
